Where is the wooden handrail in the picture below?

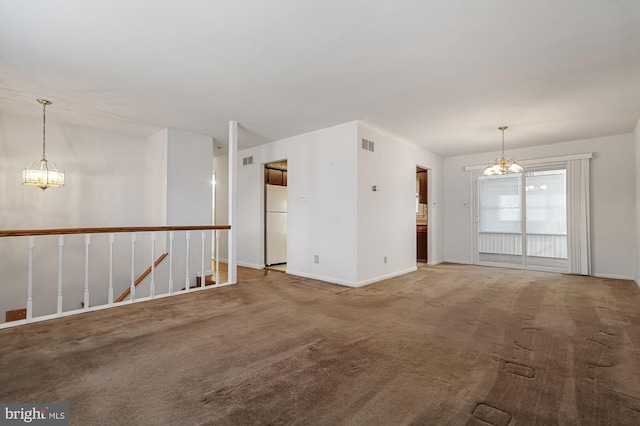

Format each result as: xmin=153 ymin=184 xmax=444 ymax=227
xmin=0 ymin=225 xmax=231 ymax=238
xmin=115 ymin=253 xmax=169 ymax=303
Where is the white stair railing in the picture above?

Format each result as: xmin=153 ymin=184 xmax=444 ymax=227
xmin=0 ymin=225 xmax=231 ymax=329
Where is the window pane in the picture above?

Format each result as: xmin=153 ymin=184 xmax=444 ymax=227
xmin=479 ymin=175 xmax=521 ymax=233
xmin=525 ymin=169 xmax=566 ymax=235
xmin=525 ymin=168 xmax=567 ymax=268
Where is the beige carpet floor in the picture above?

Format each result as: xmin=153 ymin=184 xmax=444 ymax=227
xmin=1 ymin=263 xmax=639 ymax=425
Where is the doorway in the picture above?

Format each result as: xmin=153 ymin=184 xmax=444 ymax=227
xmin=264 ymin=160 xmax=288 ymax=271
xmin=416 ymin=167 xmax=428 ymax=263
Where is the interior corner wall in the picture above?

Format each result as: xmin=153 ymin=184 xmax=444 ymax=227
xmin=356 ymin=122 xmax=444 ymax=286
xmin=634 ymin=118 xmax=640 ymax=286
xmin=165 ymin=128 xmax=213 ymax=226
xmin=443 ymin=133 xmax=636 ymax=279
xmin=158 ymin=128 xmax=214 ymax=286
xmin=230 ymin=121 xmax=359 ymax=285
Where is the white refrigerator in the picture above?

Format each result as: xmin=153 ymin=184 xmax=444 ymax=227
xmin=266 ymin=184 xmax=287 ymax=265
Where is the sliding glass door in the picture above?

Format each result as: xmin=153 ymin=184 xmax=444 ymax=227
xmin=477 ymin=173 xmax=523 ymax=266
xmin=524 ymin=168 xmax=567 ymax=271
xmin=475 ymin=165 xmax=568 ymax=272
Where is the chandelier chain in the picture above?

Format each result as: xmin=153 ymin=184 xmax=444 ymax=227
xmin=42 ymin=101 xmax=47 ymax=160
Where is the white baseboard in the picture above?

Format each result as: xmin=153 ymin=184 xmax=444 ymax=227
xmin=354 ymin=267 xmax=417 ymax=287
xmin=285 ymin=270 xmax=357 ymax=288
xmin=443 ymin=259 xmax=473 ymax=265
xmin=213 ymin=259 xmax=263 ymax=270
xmin=237 ymin=261 xmax=262 ymax=270
xmin=286 ymin=267 xmax=418 ymax=288
xmin=592 ymin=273 xmax=635 ymax=281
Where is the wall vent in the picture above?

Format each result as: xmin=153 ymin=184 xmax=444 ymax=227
xmin=242 ymin=156 xmax=254 ymax=166
xmin=361 ymin=138 xmax=375 ymax=152
xmin=5 ymin=308 xmax=27 ymax=322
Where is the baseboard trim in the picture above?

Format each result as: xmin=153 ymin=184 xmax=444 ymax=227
xmin=286 ymin=267 xmax=419 ymax=288
xmin=443 ymin=259 xmax=473 ymax=265
xmin=215 ymin=259 xmax=262 ymax=270
xmin=237 ymin=261 xmax=262 ymax=270
xmin=592 ymin=273 xmax=635 ymax=281
xmin=285 ymin=270 xmax=357 ymax=288
xmin=355 ymin=267 xmax=418 ymax=287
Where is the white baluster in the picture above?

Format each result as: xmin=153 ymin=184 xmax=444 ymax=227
xmin=57 ymin=235 xmax=64 ymax=315
xmin=168 ymin=231 xmax=174 ymax=295
xmin=200 ymin=231 xmax=205 ymax=288
xmin=130 ymin=233 xmax=136 ymax=301
xmin=108 ymin=233 xmax=114 ymax=305
xmin=27 ymin=236 xmax=34 ymax=320
xmin=185 ymin=231 xmax=190 ymax=291
xmin=215 ymin=230 xmax=220 ymax=286
xmin=150 ymin=232 xmax=156 ymax=298
xmin=84 ymin=235 xmax=90 ymax=310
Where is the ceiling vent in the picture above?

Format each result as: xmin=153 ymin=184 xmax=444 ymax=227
xmin=242 ymin=156 xmax=254 ymax=166
xmin=361 ymin=138 xmax=375 ymax=152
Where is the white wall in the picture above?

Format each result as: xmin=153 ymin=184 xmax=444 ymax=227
xmin=356 ymin=122 xmax=444 ymax=285
xmin=213 ymin=120 xmax=445 ymax=287
xmin=0 ymin=112 xmax=150 ymax=321
xmin=226 ymin=121 xmax=359 ymax=284
xmin=444 ymin=133 xmax=636 ymax=279
xmin=165 ymin=128 xmax=213 ymax=226
xmin=634 ymin=118 xmax=640 ymax=286
xmin=145 ymin=129 xmax=168 ymax=227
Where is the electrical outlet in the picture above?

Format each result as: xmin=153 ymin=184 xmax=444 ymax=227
xmin=384 ymin=256 xmax=388 ymax=264
xmin=314 ymin=255 xmax=319 ymax=264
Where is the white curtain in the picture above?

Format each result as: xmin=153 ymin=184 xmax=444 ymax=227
xmin=567 ymin=158 xmax=591 ymax=275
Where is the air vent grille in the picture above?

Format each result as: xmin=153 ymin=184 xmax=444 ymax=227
xmin=361 ymin=138 xmax=375 ymax=152
xmin=242 ymin=156 xmax=254 ymax=166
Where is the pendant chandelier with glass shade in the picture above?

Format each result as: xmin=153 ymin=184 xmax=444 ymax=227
xmin=22 ymin=99 xmax=65 ymax=190
xmin=483 ymin=126 xmax=523 ymax=175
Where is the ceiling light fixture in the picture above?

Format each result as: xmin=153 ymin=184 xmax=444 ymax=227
xmin=22 ymin=99 xmax=65 ymax=190
xmin=483 ymin=126 xmax=523 ymax=175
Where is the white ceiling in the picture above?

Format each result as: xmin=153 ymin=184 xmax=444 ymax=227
xmin=1 ymin=0 xmax=639 ymax=157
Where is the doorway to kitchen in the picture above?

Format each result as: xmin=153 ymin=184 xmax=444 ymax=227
xmin=264 ymin=160 xmax=288 ymax=271
xmin=416 ymin=167 xmax=428 ymax=264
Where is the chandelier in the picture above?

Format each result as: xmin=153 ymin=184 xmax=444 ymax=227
xmin=483 ymin=126 xmax=523 ymax=175
xmin=22 ymin=99 xmax=65 ymax=190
